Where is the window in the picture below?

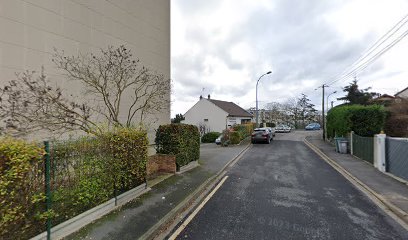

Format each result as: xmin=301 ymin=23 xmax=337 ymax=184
xmin=204 ymin=119 xmax=208 ymax=122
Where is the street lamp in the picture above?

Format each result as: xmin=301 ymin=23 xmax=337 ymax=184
xmin=325 ymin=91 xmax=337 ymax=140
xmin=256 ymin=71 xmax=272 ymax=127
xmin=326 ymin=91 xmax=337 ymax=112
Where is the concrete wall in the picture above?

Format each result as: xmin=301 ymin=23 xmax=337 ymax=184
xmin=183 ymin=98 xmax=228 ymax=133
xmin=0 ymin=0 xmax=170 ymax=141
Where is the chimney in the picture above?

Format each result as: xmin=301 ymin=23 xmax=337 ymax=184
xmin=200 ymin=95 xmax=203 ymax=100
xmin=208 ymin=94 xmax=210 ymax=99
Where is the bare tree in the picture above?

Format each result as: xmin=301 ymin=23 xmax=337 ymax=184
xmin=0 ymin=45 xmax=170 ymax=136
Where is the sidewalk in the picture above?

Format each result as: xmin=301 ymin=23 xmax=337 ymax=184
xmin=305 ymin=135 xmax=408 ymax=225
xmin=65 ymin=141 xmax=250 ymax=240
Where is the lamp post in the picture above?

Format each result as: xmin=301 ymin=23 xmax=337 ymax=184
xmin=325 ymin=91 xmax=337 ymax=140
xmin=256 ymin=71 xmax=272 ymax=127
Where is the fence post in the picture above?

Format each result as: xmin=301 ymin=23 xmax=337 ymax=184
xmin=350 ymin=131 xmax=354 ymax=155
xmin=373 ymin=134 xmax=386 ymax=172
xmin=44 ymin=141 xmax=51 ymax=240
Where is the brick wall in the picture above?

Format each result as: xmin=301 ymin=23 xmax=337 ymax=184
xmin=147 ymin=154 xmax=176 ymax=179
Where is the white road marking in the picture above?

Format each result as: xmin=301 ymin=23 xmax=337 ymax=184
xmin=168 ymin=175 xmax=229 ymax=240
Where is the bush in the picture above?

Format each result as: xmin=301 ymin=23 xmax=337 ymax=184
xmin=0 ymin=137 xmax=47 ymax=239
xmin=232 ymin=124 xmax=253 ymax=139
xmin=327 ymin=104 xmax=386 ymax=138
xmin=201 ymin=132 xmax=221 ymax=143
xmin=384 ymin=99 xmax=408 ymax=137
xmin=265 ymin=122 xmax=276 ymax=128
xmin=51 ymin=128 xmax=148 ymax=228
xmin=155 ymin=124 xmax=200 ymax=169
xmin=230 ymin=131 xmax=242 ymax=144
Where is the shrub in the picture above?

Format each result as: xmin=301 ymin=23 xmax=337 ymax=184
xmin=266 ymin=122 xmax=276 ymax=128
xmin=201 ymin=132 xmax=221 ymax=143
xmin=51 ymin=127 xmax=148 ymax=227
xmin=155 ymin=124 xmax=200 ymax=169
xmin=0 ymin=137 xmax=47 ymax=239
xmin=230 ymin=131 xmax=242 ymax=144
xmin=327 ymin=104 xmax=386 ymax=138
xmin=232 ymin=124 xmax=253 ymax=139
xmin=384 ymin=99 xmax=408 ymax=137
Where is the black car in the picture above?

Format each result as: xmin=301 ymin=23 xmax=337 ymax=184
xmin=251 ymin=128 xmax=273 ymax=144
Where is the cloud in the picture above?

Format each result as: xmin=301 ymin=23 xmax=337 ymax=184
xmin=171 ymin=0 xmax=408 ymax=115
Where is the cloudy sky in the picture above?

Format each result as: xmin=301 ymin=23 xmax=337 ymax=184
xmin=170 ymin=0 xmax=408 ymax=117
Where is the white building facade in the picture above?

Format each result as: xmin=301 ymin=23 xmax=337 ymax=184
xmin=183 ymin=96 xmax=253 ymax=133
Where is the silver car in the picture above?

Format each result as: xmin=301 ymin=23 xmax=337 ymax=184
xmin=266 ymin=127 xmax=276 ymax=137
xmin=275 ymin=124 xmax=291 ymax=133
xmin=251 ymin=128 xmax=273 ymax=144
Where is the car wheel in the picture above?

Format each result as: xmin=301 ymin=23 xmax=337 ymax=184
xmin=251 ymin=140 xmax=255 ymax=144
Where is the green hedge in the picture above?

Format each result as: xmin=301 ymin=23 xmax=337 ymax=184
xmin=51 ymin=128 xmax=148 ymax=226
xmin=155 ymin=124 xmax=200 ymax=169
xmin=1 ymin=127 xmax=148 ymax=239
xmin=201 ymin=132 xmax=221 ymax=143
xmin=327 ymin=104 xmax=386 ymax=138
xmin=0 ymin=137 xmax=46 ymax=240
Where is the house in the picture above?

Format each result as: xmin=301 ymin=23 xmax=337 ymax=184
xmin=370 ymin=94 xmax=396 ymax=106
xmin=182 ymin=95 xmax=253 ymax=133
xmin=395 ymin=87 xmax=408 ymax=99
xmin=0 ymin=1 xmax=170 ymax=141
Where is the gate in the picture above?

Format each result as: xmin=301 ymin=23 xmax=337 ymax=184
xmin=386 ymin=137 xmax=408 ymax=181
xmin=352 ymin=132 xmax=374 ymax=164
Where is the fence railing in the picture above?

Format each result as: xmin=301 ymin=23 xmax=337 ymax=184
xmin=386 ymin=137 xmax=408 ymax=181
xmin=351 ymin=132 xmax=374 ymax=164
xmin=1 ymin=135 xmax=147 ymax=240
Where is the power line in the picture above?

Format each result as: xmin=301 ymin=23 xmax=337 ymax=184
xmin=328 ymin=27 xmax=408 ymax=86
xmin=325 ymin=13 xmax=408 ymax=86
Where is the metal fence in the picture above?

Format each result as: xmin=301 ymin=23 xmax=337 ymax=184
xmin=2 ymin=136 xmax=147 ymax=240
xmin=352 ymin=132 xmax=374 ymax=164
xmin=386 ymin=137 xmax=408 ymax=181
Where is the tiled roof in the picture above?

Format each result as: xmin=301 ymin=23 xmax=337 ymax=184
xmin=208 ymin=99 xmax=253 ymax=117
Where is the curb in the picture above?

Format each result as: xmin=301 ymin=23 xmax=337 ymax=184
xmin=304 ymin=138 xmax=408 ymax=229
xmin=141 ymin=143 xmax=252 ymax=240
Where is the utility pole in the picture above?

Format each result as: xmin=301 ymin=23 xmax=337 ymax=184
xmin=317 ymin=84 xmax=328 ymax=140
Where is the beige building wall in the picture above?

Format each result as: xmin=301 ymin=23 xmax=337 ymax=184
xmin=0 ymin=0 xmax=170 ymax=142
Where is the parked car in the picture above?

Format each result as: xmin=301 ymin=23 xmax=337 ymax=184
xmin=305 ymin=123 xmax=321 ymax=130
xmin=266 ymin=127 xmax=276 ymax=137
xmin=215 ymin=134 xmax=223 ymax=145
xmin=251 ymin=128 xmax=273 ymax=144
xmin=275 ymin=124 xmax=291 ymax=133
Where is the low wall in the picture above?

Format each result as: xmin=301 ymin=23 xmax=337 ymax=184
xmin=147 ymin=154 xmax=176 ymax=179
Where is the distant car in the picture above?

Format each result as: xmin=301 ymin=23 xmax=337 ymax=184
xmin=251 ymin=128 xmax=273 ymax=144
xmin=215 ymin=135 xmax=223 ymax=145
xmin=305 ymin=123 xmax=321 ymax=130
xmin=275 ymin=124 xmax=291 ymax=133
xmin=266 ymin=127 xmax=276 ymax=137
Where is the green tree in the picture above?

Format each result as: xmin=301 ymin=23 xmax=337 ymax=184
xmin=171 ymin=113 xmax=185 ymax=123
xmin=298 ymin=94 xmax=317 ymax=127
xmin=337 ymin=78 xmax=379 ymax=105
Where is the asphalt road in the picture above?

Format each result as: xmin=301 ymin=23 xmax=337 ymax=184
xmin=174 ymin=131 xmax=408 ymax=240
